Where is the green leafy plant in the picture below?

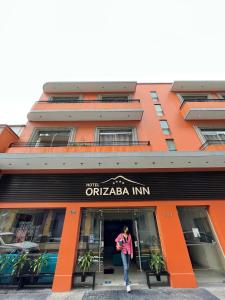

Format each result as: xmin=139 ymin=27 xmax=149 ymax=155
xmin=30 ymin=252 xmax=48 ymax=275
xmin=12 ymin=252 xmax=30 ymax=276
xmin=149 ymin=251 xmax=165 ymax=275
xmin=78 ymin=251 xmax=94 ymax=275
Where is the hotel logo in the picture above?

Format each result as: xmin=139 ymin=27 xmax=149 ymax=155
xmin=85 ymin=175 xmax=151 ymax=197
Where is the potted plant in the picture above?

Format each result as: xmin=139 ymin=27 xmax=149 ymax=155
xmin=29 ymin=252 xmax=48 ymax=284
xmin=11 ymin=252 xmax=31 ymax=288
xmin=78 ymin=251 xmax=94 ymax=282
xmin=149 ymin=251 xmax=166 ymax=281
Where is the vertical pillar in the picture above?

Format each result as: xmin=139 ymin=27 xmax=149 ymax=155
xmin=156 ymin=204 xmax=197 ymax=288
xmin=52 ymin=205 xmax=81 ymax=292
xmin=208 ymin=202 xmax=225 ymax=255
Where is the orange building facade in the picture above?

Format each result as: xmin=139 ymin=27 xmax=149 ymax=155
xmin=1 ymin=81 xmax=225 ymax=291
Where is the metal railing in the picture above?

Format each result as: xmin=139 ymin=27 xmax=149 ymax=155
xmin=200 ymin=139 xmax=225 ymax=150
xmin=36 ymin=99 xmax=141 ymax=104
xmin=10 ymin=140 xmax=150 ymax=148
xmin=180 ymin=99 xmax=225 ymax=109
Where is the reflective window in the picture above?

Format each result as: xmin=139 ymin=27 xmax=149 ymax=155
xmin=97 ymin=128 xmax=134 ymax=145
xmin=166 ymin=139 xmax=176 ymax=151
xmin=154 ymin=104 xmax=163 ymax=116
xmin=32 ymin=129 xmax=72 ymax=147
xmin=0 ymin=208 xmax=65 ymax=254
xmin=150 ymin=91 xmax=158 ymax=102
xmin=160 ymin=120 xmax=170 ymax=135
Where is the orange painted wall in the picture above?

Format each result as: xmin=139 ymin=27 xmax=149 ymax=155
xmin=0 ymin=126 xmax=18 ymax=153
xmin=4 ymin=83 xmax=225 ymax=155
xmin=1 ymin=200 xmax=225 ymax=291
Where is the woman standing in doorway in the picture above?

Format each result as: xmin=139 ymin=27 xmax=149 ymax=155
xmin=115 ymin=226 xmax=133 ymax=293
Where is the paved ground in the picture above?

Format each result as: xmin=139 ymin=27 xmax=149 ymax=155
xmin=0 ymin=286 xmax=224 ymax=300
xmin=82 ymin=288 xmax=220 ymax=300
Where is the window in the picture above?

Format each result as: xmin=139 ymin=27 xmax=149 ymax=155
xmin=201 ymin=128 xmax=225 ymax=143
xmin=0 ymin=208 xmax=65 ymax=254
xmin=160 ymin=120 xmax=170 ymax=135
xmin=179 ymin=94 xmax=209 ymax=103
xmin=150 ymin=91 xmax=158 ymax=102
xmin=154 ymin=104 xmax=163 ymax=116
xmin=32 ymin=129 xmax=72 ymax=147
xmin=219 ymin=94 xmax=225 ymax=99
xmin=97 ymin=128 xmax=135 ymax=145
xmin=100 ymin=95 xmax=129 ymax=102
xmin=166 ymin=139 xmax=176 ymax=151
xmin=49 ymin=96 xmax=81 ymax=102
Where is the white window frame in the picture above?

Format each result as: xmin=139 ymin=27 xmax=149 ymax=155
xmin=29 ymin=127 xmax=75 ymax=146
xmin=194 ymin=125 xmax=225 ymax=144
xmin=95 ymin=126 xmax=138 ymax=144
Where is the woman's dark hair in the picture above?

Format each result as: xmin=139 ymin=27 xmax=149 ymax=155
xmin=123 ymin=226 xmax=129 ymax=233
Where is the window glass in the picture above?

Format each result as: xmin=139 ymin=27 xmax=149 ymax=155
xmin=154 ymin=104 xmax=163 ymax=116
xmin=101 ymin=95 xmax=129 ymax=102
xmin=150 ymin=91 xmax=158 ymax=102
xmin=32 ymin=129 xmax=71 ymax=147
xmin=201 ymin=129 xmax=225 ymax=142
xmin=160 ymin=120 xmax=170 ymax=135
xmin=49 ymin=96 xmax=81 ymax=102
xmin=0 ymin=208 xmax=65 ymax=254
xmin=98 ymin=128 xmax=133 ymax=145
xmin=180 ymin=94 xmax=209 ymax=101
xmin=166 ymin=139 xmax=176 ymax=151
xmin=0 ymin=208 xmax=65 ymax=284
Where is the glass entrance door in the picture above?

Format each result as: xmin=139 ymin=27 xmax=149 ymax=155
xmin=132 ymin=209 xmax=161 ymax=271
xmin=177 ymin=206 xmax=225 ymax=283
xmin=76 ymin=209 xmax=104 ymax=273
xmin=76 ymin=208 xmax=161 ymax=273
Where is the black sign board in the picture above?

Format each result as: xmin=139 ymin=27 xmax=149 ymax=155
xmin=0 ymin=172 xmax=225 ymax=202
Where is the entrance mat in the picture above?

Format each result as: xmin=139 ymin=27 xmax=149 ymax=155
xmin=104 ymin=268 xmax=114 ymax=274
xmin=82 ymin=288 xmax=219 ymax=300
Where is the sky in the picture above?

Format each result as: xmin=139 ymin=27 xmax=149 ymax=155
xmin=1 ymin=0 xmax=225 ymax=124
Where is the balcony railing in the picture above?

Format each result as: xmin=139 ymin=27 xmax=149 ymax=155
xmin=180 ymin=99 xmax=225 ymax=108
xmin=37 ymin=99 xmax=141 ymax=104
xmin=200 ymin=139 xmax=225 ymax=150
xmin=10 ymin=141 xmax=150 ymax=148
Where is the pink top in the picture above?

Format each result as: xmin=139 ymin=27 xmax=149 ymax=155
xmin=115 ymin=233 xmax=133 ymax=256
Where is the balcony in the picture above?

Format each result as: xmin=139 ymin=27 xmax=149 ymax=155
xmin=200 ymin=140 xmax=225 ymax=151
xmin=7 ymin=140 xmax=151 ymax=154
xmin=27 ymin=99 xmax=143 ymax=121
xmin=180 ymin=99 xmax=225 ymax=120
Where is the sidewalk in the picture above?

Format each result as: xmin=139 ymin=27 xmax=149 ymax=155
xmin=0 ymin=285 xmax=224 ymax=300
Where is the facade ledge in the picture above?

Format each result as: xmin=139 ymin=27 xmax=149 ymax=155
xmin=1 ymin=151 xmax=225 ymax=170
xmin=171 ymin=80 xmax=225 ymax=92
xmin=43 ymin=81 xmax=137 ymax=93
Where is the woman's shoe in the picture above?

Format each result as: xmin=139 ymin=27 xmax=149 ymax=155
xmin=126 ymin=285 xmax=131 ymax=293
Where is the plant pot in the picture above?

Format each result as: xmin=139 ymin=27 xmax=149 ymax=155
xmin=81 ymin=273 xmax=86 ymax=282
xmin=156 ymin=274 xmax=161 ymax=281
